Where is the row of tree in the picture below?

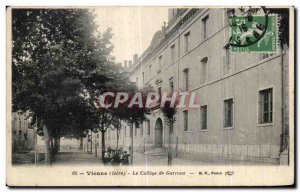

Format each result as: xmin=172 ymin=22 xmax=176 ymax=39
xmin=12 ymin=9 xmax=156 ymax=164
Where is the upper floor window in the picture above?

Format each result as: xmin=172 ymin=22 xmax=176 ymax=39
xmin=171 ymin=44 xmax=176 ymax=62
xmin=183 ymin=68 xmax=189 ymax=91
xmin=158 ymin=55 xmax=162 ymax=73
xmin=148 ymin=64 xmax=152 ymax=80
xmin=223 ymin=98 xmax=234 ymax=128
xmin=200 ymin=57 xmax=208 ymax=84
xmin=259 ymin=88 xmax=273 ymax=124
xmin=142 ymin=71 xmax=145 ymax=85
xmin=183 ymin=110 xmax=189 ymax=132
xmin=200 ymin=105 xmax=208 ymax=130
xmin=184 ymin=31 xmax=190 ymax=53
xmin=169 ymin=77 xmax=174 ymax=93
xmin=158 ymin=87 xmax=162 ymax=102
xmin=202 ymin=15 xmax=209 ymax=40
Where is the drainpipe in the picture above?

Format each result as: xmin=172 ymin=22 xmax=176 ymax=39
xmin=280 ymin=47 xmax=289 ymax=165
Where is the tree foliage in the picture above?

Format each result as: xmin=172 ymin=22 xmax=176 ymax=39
xmin=12 ymin=9 xmax=117 ymax=162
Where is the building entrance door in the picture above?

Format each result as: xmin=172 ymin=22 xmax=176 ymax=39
xmin=154 ymin=118 xmax=163 ymax=148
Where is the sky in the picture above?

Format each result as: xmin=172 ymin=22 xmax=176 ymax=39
xmin=94 ymin=7 xmax=169 ymax=64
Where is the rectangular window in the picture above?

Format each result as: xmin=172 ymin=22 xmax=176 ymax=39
xmin=158 ymin=56 xmax=162 ymax=73
xmin=183 ymin=68 xmax=189 ymax=91
xmin=259 ymin=88 xmax=273 ymax=124
xmin=184 ymin=31 xmax=190 ymax=53
xmin=134 ymin=126 xmax=137 ymax=136
xmin=158 ymin=87 xmax=162 ymax=102
xmin=183 ymin=110 xmax=188 ymax=131
xmin=200 ymin=57 xmax=208 ymax=84
xmin=140 ymin=122 xmax=143 ymax=136
xmin=224 ymin=98 xmax=234 ymax=128
xmin=147 ymin=120 xmax=150 ymax=135
xmin=124 ymin=126 xmax=126 ymax=138
xmin=169 ymin=77 xmax=174 ymax=93
xmin=148 ymin=65 xmax=152 ymax=80
xmin=202 ymin=15 xmax=209 ymax=40
xmin=171 ymin=44 xmax=175 ymax=62
xmin=200 ymin=105 xmax=208 ymax=130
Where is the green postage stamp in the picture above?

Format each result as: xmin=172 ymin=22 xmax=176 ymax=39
xmin=230 ymin=15 xmax=278 ymax=53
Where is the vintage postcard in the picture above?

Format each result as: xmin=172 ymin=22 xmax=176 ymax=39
xmin=6 ymin=6 xmax=295 ymax=186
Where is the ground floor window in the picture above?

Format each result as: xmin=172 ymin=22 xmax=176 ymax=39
xmin=259 ymin=88 xmax=273 ymax=124
xmin=200 ymin=105 xmax=208 ymax=130
xmin=223 ymin=98 xmax=233 ymax=128
xmin=183 ymin=110 xmax=188 ymax=131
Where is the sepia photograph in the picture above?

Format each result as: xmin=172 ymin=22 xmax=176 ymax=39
xmin=6 ymin=5 xmax=295 ymax=187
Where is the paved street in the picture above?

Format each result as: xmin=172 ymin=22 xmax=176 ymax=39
xmin=51 ymin=149 xmax=276 ymax=166
xmin=53 ymin=150 xmax=102 ymax=166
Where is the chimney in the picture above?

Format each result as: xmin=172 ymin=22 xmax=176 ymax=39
xmin=124 ymin=60 xmax=128 ymax=68
xmin=133 ymin=54 xmax=138 ymax=65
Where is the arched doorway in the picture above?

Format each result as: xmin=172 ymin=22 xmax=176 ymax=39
xmin=154 ymin=118 xmax=163 ymax=147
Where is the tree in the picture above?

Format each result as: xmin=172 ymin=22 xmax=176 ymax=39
xmin=88 ymin=63 xmax=135 ymax=162
xmin=160 ymin=93 xmax=179 ymax=166
xmin=12 ymin=9 xmax=114 ymax=164
xmin=116 ymin=86 xmax=153 ymax=165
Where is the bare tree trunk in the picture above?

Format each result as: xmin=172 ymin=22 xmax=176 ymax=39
xmin=116 ymin=129 xmax=119 ymax=150
xmin=53 ymin=137 xmax=60 ymax=155
xmin=43 ymin=124 xmax=51 ymax=165
xmin=49 ymin=137 xmax=55 ymax=163
xmin=79 ymin=138 xmax=83 ymax=150
xmin=168 ymin=120 xmax=173 ymax=166
xmin=53 ymin=137 xmax=58 ymax=154
xmin=57 ymin=137 xmax=60 ymax=152
xmin=101 ymin=131 xmax=105 ymax=163
xmin=90 ymin=132 xmax=93 ymax=154
xmin=130 ymin=122 xmax=133 ymax=165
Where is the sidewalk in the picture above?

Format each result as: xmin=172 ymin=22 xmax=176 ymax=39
xmin=131 ymin=152 xmax=276 ymax=166
xmin=53 ymin=150 xmax=102 ymax=166
xmin=50 ymin=150 xmax=276 ymax=166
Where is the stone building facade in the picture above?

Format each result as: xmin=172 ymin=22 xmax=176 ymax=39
xmin=88 ymin=8 xmax=290 ymax=164
xmin=12 ymin=111 xmax=35 ymax=153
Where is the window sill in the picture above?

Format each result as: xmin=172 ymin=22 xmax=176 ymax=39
xmin=222 ymin=127 xmax=234 ymax=130
xmin=200 ymin=129 xmax=208 ymax=132
xmin=184 ymin=131 xmax=189 ymax=133
xmin=258 ymin=123 xmax=274 ymax=127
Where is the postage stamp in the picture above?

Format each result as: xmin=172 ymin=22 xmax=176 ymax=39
xmin=230 ymin=15 xmax=278 ymax=53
